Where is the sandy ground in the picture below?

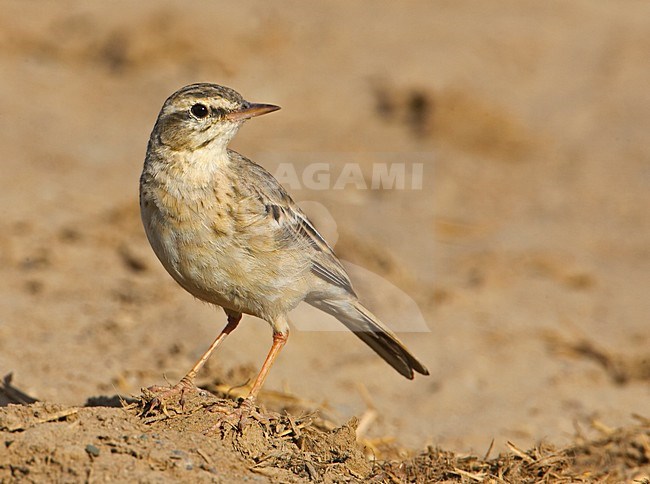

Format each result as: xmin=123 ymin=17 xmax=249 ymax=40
xmin=0 ymin=1 xmax=649 ymax=481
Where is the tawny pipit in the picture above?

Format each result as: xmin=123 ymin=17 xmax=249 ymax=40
xmin=140 ymin=83 xmax=428 ymax=405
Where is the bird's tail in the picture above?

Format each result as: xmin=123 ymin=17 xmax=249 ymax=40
xmin=307 ymin=298 xmax=429 ymax=379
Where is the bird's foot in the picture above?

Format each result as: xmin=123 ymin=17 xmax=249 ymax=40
xmin=204 ymin=397 xmax=272 ymax=433
xmin=141 ymin=376 xmax=207 ymax=417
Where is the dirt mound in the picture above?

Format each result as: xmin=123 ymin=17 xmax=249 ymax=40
xmin=1 ymin=377 xmax=649 ymax=483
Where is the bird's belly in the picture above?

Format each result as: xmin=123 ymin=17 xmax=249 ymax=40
xmin=142 ymin=203 xmax=307 ymax=316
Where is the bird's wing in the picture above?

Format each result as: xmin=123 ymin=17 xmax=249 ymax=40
xmin=231 ymin=151 xmax=357 ymax=297
xmin=265 ymin=199 xmax=357 ymax=296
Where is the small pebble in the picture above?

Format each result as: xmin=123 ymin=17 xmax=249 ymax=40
xmin=85 ymin=444 xmax=100 ymax=457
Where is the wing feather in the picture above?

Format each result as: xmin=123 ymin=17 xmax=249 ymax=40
xmin=231 ymin=150 xmax=356 ymax=297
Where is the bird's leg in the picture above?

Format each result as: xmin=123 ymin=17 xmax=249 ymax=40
xmin=145 ymin=312 xmax=242 ymax=414
xmin=206 ymin=329 xmax=288 ymax=431
xmin=247 ymin=330 xmax=289 ymax=400
xmin=183 ymin=312 xmax=242 ymax=384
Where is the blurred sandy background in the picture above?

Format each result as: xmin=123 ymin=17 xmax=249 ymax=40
xmin=0 ymin=0 xmax=648 ymax=453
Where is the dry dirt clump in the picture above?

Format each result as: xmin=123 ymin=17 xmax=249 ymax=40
xmin=376 ymin=424 xmax=650 ymax=483
xmin=138 ymin=388 xmax=372 ymax=482
xmin=1 ymin=377 xmax=650 ymax=483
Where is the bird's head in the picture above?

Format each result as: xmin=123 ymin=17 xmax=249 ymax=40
xmin=150 ymin=83 xmax=280 ymax=152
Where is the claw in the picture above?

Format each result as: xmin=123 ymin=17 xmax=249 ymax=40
xmin=204 ymin=397 xmax=271 ymax=434
xmin=141 ymin=378 xmax=201 ymax=417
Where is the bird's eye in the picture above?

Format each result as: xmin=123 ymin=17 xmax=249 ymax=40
xmin=190 ymin=103 xmax=209 ymax=119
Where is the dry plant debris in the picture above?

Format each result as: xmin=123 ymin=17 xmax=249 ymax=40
xmin=1 ymin=378 xmax=649 ymax=482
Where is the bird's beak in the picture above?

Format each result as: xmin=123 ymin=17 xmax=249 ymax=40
xmin=226 ymin=103 xmax=281 ymax=122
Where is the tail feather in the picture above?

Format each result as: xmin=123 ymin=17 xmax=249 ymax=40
xmin=308 ymin=299 xmax=429 ymax=379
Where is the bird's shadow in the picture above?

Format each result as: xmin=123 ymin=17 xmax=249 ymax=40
xmin=0 ymin=373 xmax=38 ymax=406
xmin=84 ymin=394 xmax=138 ymax=408
xmin=0 ymin=372 xmax=137 ymax=408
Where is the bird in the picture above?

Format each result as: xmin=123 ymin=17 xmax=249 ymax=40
xmin=139 ymin=83 xmax=428 ymax=408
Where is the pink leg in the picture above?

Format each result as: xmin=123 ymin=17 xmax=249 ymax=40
xmin=145 ymin=312 xmax=241 ymax=412
xmin=204 ymin=330 xmax=289 ymax=432
xmin=181 ymin=312 xmax=241 ymax=384
xmin=247 ymin=330 xmax=288 ymax=400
